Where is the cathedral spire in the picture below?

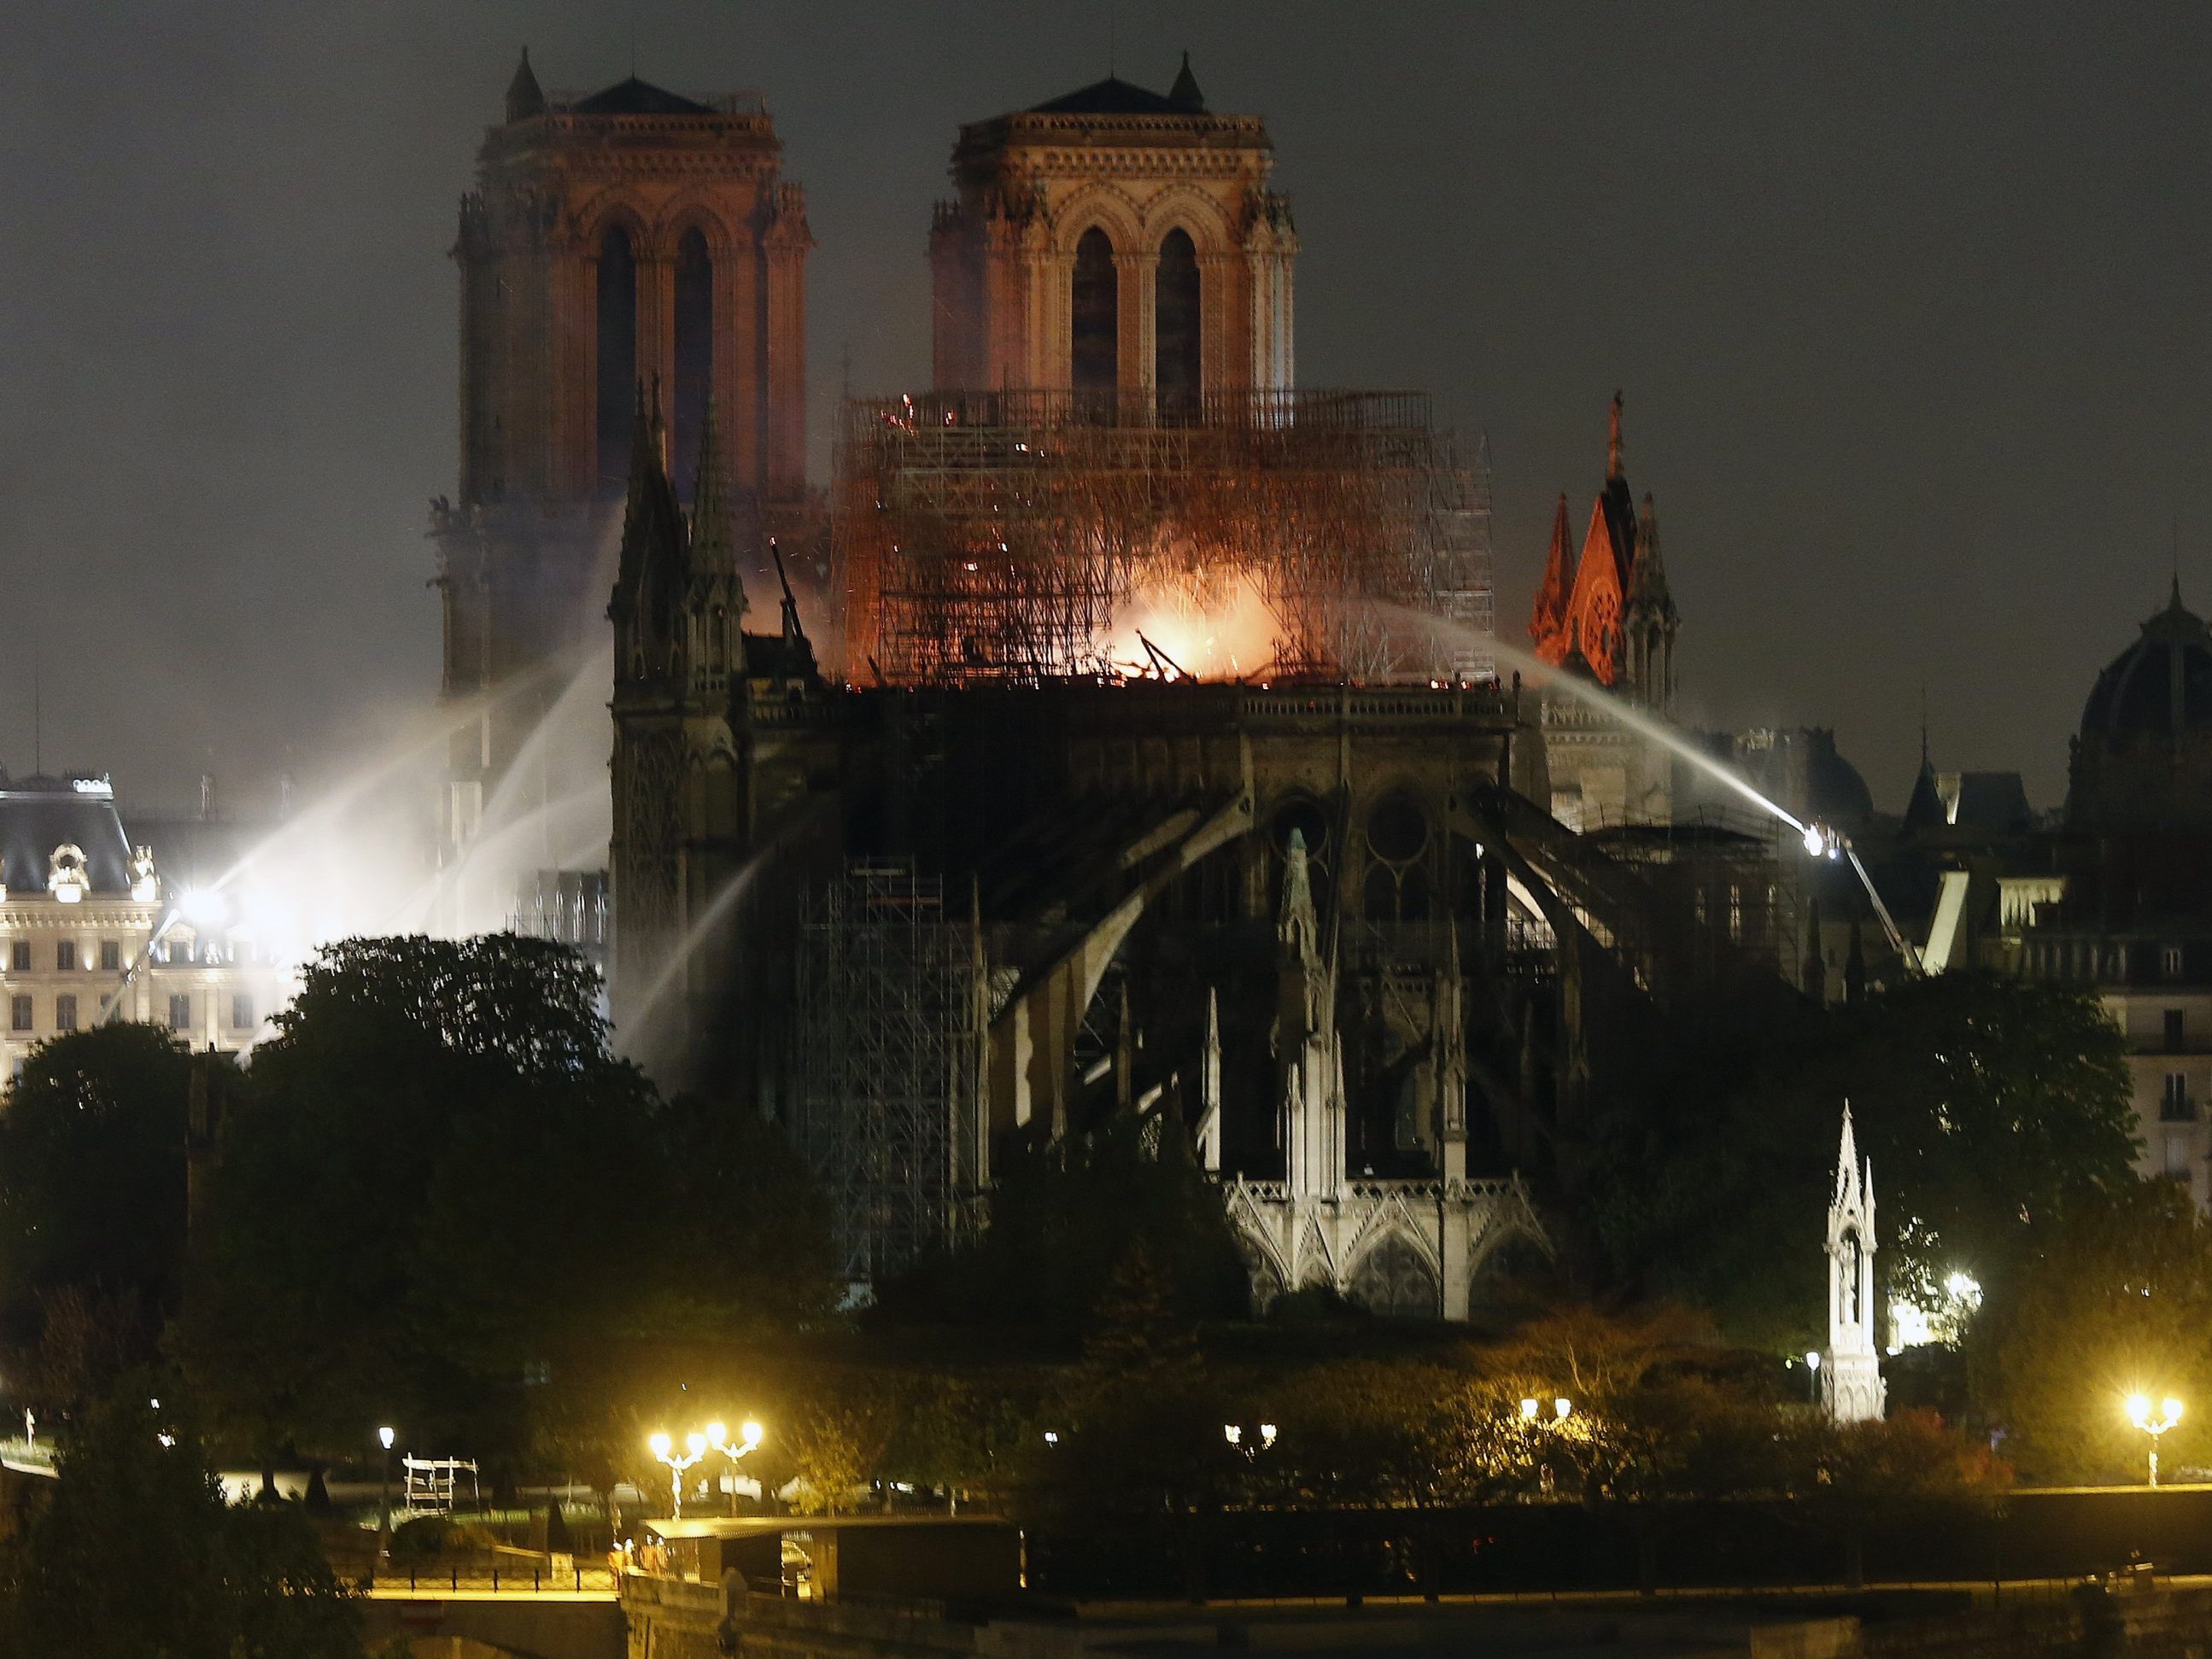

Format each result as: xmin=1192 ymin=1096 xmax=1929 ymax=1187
xmin=506 ymin=47 xmax=547 ymax=124
xmin=1278 ymin=828 xmax=1319 ymax=966
xmin=1606 ymin=388 xmax=1625 ymax=481
xmin=1528 ymin=493 xmax=1574 ymax=663
xmin=1627 ymin=492 xmax=1674 ymax=614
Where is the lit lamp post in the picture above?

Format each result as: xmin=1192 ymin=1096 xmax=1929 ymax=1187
xmin=1519 ymin=1397 xmax=1573 ymax=1496
xmin=1222 ymin=1422 xmax=1278 ymax=1461
xmin=1805 ymin=1350 xmax=1823 ymax=1405
xmin=649 ymin=1431 xmax=709 ymax=1519
xmin=376 ymin=1426 xmax=395 ymax=1563
xmin=705 ymin=1420 xmax=764 ymax=1516
xmin=2127 ymin=1394 xmax=2184 ymax=1489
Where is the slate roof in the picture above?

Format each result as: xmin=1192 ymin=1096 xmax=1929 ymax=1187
xmin=0 ymin=779 xmax=134 ymax=896
xmin=2081 ymin=581 xmax=2212 ymax=744
xmin=572 ymin=77 xmax=717 ymax=116
xmin=1027 ymin=74 xmax=1199 ymax=116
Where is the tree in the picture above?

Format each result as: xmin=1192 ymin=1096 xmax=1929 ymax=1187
xmin=1979 ymin=1181 xmax=2212 ymax=1482
xmin=178 ymin=936 xmax=663 ymax=1469
xmin=637 ymin=1091 xmax=836 ymax=1335
xmin=882 ymin=1111 xmax=1249 ymax=1336
xmin=0 ymin=1025 xmax=198 ymax=1379
xmin=1838 ymin=973 xmax=2139 ymax=1313
xmin=0 ymin=1376 xmax=363 ymax=1658
xmin=1589 ymin=973 xmax=2139 ymax=1348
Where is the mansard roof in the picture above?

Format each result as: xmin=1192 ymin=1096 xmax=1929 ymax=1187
xmin=572 ymin=76 xmax=717 ymax=116
xmin=0 ymin=777 xmax=134 ymax=896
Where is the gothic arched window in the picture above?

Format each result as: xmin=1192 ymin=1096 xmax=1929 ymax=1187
xmin=1362 ymin=791 xmax=1432 ymax=922
xmin=1071 ymin=226 xmax=1118 ymax=402
xmin=596 ymin=225 xmax=639 ymax=487
xmin=673 ymin=227 xmax=714 ymax=499
xmin=1156 ymin=227 xmax=1201 ymax=421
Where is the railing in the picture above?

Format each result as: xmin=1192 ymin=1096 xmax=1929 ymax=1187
xmin=545 ymin=89 xmax=767 ymax=118
xmin=846 ymin=388 xmax=1437 ymax=439
xmin=1226 ymin=1174 xmax=1533 ymax=1206
xmin=366 ymin=1562 xmax=616 ymax=1595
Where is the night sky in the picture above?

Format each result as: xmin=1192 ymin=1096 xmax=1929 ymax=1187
xmin=3 ymin=2 xmax=2207 ymax=815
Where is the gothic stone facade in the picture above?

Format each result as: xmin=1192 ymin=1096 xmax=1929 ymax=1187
xmin=437 ymin=57 xmax=810 ymax=865
xmin=928 ymin=61 xmax=1296 ymax=403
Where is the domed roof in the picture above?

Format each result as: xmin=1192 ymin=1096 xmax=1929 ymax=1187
xmin=1803 ymin=733 xmax=1874 ymax=823
xmin=2080 ymin=581 xmax=2212 ymax=744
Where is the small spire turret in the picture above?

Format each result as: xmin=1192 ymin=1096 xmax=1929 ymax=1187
xmin=1606 ymin=388 xmax=1625 ymax=480
xmin=1168 ymin=50 xmax=1205 ymax=112
xmin=506 ymin=47 xmax=547 ymax=124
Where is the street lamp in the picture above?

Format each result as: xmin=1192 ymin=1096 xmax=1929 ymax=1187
xmin=1222 ymin=1422 xmax=1278 ymax=1461
xmin=376 ymin=1427 xmax=395 ymax=1563
xmin=649 ymin=1430 xmax=709 ymax=1519
xmin=705 ymin=1420 xmax=764 ymax=1516
xmin=2127 ymin=1394 xmax=2184 ymax=1488
xmin=1805 ymin=1350 xmax=1823 ymax=1405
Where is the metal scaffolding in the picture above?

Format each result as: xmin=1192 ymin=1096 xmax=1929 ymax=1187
xmin=834 ymin=388 xmax=1493 ymax=686
xmin=794 ymin=862 xmax=986 ymax=1286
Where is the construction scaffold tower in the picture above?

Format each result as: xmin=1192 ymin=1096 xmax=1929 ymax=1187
xmin=834 ymin=388 xmax=1494 ymax=686
xmin=795 ymin=862 xmax=986 ymax=1287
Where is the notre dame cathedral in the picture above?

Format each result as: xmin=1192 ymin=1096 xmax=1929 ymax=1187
xmin=436 ymin=53 xmax=1769 ymax=1318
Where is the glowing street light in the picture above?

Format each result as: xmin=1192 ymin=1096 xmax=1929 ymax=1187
xmin=1222 ymin=1422 xmax=1278 ymax=1461
xmin=649 ymin=1430 xmax=709 ymax=1519
xmin=1805 ymin=1349 xmax=1823 ymax=1405
xmin=376 ymin=1426 xmax=396 ymax=1564
xmin=705 ymin=1419 xmax=764 ymax=1516
xmin=2127 ymin=1394 xmax=2184 ymax=1488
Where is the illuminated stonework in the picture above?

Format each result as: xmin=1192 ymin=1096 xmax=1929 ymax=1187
xmin=928 ymin=58 xmax=1295 ymax=402
xmin=1822 ymin=1105 xmax=1887 ymax=1424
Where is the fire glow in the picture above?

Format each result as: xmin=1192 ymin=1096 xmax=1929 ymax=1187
xmin=1107 ymin=573 xmax=1280 ymax=681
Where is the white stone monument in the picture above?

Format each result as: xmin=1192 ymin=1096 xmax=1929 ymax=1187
xmin=1822 ymin=1104 xmax=1887 ymax=1423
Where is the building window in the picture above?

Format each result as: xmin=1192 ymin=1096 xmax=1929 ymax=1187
xmin=1728 ymin=885 xmax=1743 ymax=942
xmin=2168 ymin=1131 xmax=2195 ymax=1178
xmin=1361 ymin=792 xmax=1432 ymax=923
xmin=2168 ymin=945 xmax=2186 ymax=979
xmin=55 ymin=995 xmax=77 ymax=1033
xmin=55 ymin=940 xmax=75 ymax=972
xmin=9 ymin=941 xmax=28 ymax=972
xmin=2164 ymin=1072 xmax=2195 ymax=1121
xmin=672 ymin=225 xmax=713 ymax=498
xmin=100 ymin=939 xmax=120 ymax=971
xmin=1155 ymin=227 xmax=1201 ymax=420
xmin=1070 ymin=226 xmax=1119 ymax=399
xmin=231 ymin=993 xmax=254 ymax=1030
xmin=9 ymin=996 xmax=29 ymax=1032
xmin=167 ymin=994 xmax=190 ymax=1031
xmin=2167 ymin=1009 xmax=2186 ymax=1050
xmin=595 ymin=224 xmax=638 ymax=486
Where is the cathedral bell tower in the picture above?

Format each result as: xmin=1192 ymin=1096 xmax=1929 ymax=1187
xmin=436 ymin=51 xmax=810 ymax=865
xmin=929 ymin=55 xmax=1295 ymax=405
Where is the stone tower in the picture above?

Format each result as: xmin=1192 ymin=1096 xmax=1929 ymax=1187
xmin=436 ymin=51 xmax=810 ymax=862
xmin=1822 ymin=1104 xmax=1887 ymax=1423
xmin=928 ymin=55 xmax=1296 ymax=404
